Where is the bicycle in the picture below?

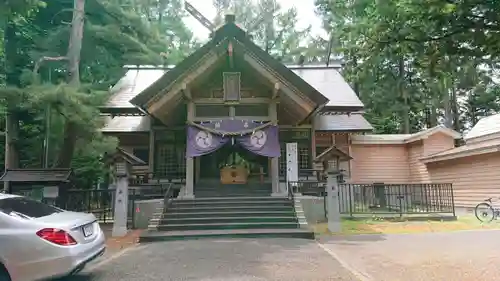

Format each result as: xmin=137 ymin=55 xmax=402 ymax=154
xmin=474 ymin=197 xmax=500 ymax=222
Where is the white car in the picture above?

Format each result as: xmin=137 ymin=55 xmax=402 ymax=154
xmin=0 ymin=193 xmax=106 ymax=281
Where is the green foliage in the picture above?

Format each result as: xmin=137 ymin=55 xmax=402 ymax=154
xmin=315 ymin=0 xmax=500 ymax=134
xmin=0 ymin=0 xmax=197 ymax=187
xmin=212 ymin=0 xmax=311 ymax=63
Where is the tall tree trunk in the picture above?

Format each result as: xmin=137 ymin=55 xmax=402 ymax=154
xmin=442 ymin=80 xmax=452 ymax=128
xmin=442 ymin=59 xmax=453 ymax=128
xmin=352 ymin=54 xmax=360 ymax=98
xmin=451 ymin=81 xmax=460 ymax=132
xmin=56 ymin=0 xmax=85 ymax=169
xmin=399 ymin=57 xmax=410 ymax=134
xmin=3 ymin=22 xmax=20 ymax=193
xmin=428 ymin=55 xmax=438 ymax=127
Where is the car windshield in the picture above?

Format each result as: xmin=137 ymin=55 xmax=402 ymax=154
xmin=0 ymin=197 xmax=63 ymax=219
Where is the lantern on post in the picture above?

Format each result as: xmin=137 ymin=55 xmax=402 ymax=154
xmin=104 ymin=148 xmax=146 ymax=237
xmin=313 ymin=145 xmax=352 ymax=233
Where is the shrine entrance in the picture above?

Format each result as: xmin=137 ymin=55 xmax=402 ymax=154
xmin=188 ymin=122 xmax=278 ymax=186
xmin=197 ymin=142 xmax=269 ymax=181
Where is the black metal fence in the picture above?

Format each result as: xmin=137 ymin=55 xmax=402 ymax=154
xmin=339 ymin=183 xmax=455 ymax=217
xmin=13 ymin=183 xmax=172 ymax=228
xmin=288 ymin=181 xmax=455 ymax=217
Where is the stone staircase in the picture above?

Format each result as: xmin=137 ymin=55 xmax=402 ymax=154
xmin=139 ymin=181 xmax=314 ymax=242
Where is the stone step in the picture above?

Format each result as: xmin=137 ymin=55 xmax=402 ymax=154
xmin=140 ymin=228 xmax=314 ymax=242
xmin=157 ymin=222 xmax=299 ymax=231
xmin=196 ymin=185 xmax=271 ymax=188
xmin=166 ymin=205 xmax=294 ymax=213
xmin=174 ymin=196 xmax=289 ymax=203
xmin=156 ymin=216 xmax=298 ymax=225
xmin=195 ymin=193 xmax=271 ymax=198
xmin=162 ymin=210 xmax=296 ymax=218
xmin=195 ymin=189 xmax=272 ymax=194
xmin=195 ymin=180 xmax=273 ymax=187
xmin=170 ymin=200 xmax=293 ymax=208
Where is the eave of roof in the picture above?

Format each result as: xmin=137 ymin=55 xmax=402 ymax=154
xmin=0 ymin=169 xmax=72 ymax=183
xmin=464 ymin=113 xmax=500 ymax=141
xmin=314 ymin=114 xmax=373 ymax=132
xmin=421 ymin=143 xmax=500 ymax=163
xmin=351 ymin=125 xmax=461 ymax=145
xmin=314 ymin=145 xmax=352 ymax=162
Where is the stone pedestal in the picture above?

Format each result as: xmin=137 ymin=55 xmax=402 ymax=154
xmin=112 ymin=176 xmax=129 ymax=237
xmin=327 ymin=171 xmax=342 ymax=233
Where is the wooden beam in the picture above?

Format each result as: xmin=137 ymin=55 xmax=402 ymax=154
xmin=272 ymin=82 xmax=280 ymax=99
xmin=193 ymin=97 xmax=271 ymax=104
xmin=147 ymin=50 xmax=221 ymax=113
xmin=182 ymin=84 xmax=192 ymax=100
xmin=192 ymin=116 xmax=270 ymax=122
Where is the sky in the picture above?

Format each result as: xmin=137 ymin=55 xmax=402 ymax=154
xmin=182 ymin=0 xmax=327 ymax=41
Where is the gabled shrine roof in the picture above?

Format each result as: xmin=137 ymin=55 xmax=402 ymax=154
xmin=104 ymin=64 xmax=364 ymax=111
xmin=129 ymin=23 xmax=331 ymax=110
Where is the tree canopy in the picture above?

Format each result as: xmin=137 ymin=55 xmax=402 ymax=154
xmin=0 ymin=0 xmax=498 ymax=187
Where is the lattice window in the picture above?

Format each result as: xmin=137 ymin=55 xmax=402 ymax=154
xmin=155 ymin=144 xmax=186 ymax=179
xmin=177 ymin=149 xmax=186 ymax=177
xmin=278 ymin=145 xmax=311 ymax=176
xmin=298 ymin=145 xmax=310 ymax=170
xmin=279 ymin=146 xmax=286 ymax=176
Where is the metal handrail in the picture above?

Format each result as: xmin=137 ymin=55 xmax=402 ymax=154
xmin=160 ymin=183 xmax=175 ymax=218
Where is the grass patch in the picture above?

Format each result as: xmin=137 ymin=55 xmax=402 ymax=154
xmin=313 ymin=215 xmax=500 ymax=235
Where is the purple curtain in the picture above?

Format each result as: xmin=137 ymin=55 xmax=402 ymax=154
xmin=186 ymin=126 xmax=229 ymax=157
xmin=236 ymin=125 xmax=281 ymax=157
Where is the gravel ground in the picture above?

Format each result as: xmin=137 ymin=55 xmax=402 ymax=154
xmin=318 ymin=229 xmax=500 ymax=281
xmin=70 ymin=238 xmax=359 ymax=281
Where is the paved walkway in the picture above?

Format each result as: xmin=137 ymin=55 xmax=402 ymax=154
xmin=318 ymin=229 xmax=500 ymax=280
xmin=73 ymin=239 xmax=359 ymax=281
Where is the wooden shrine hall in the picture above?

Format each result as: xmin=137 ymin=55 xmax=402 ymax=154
xmin=99 ymin=14 xmax=373 ymax=198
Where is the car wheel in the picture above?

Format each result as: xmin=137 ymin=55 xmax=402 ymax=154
xmin=0 ymin=265 xmax=11 ymax=281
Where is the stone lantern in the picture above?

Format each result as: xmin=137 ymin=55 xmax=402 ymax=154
xmin=313 ymin=145 xmax=352 ymax=233
xmin=105 ymin=148 xmax=146 ymax=237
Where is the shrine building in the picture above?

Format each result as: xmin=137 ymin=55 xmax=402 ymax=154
xmin=99 ymin=15 xmax=373 ymax=198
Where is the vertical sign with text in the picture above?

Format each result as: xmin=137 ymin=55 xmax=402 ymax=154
xmin=286 ymin=142 xmax=298 ymax=193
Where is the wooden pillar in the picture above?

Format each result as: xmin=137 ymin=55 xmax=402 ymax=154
xmin=311 ymin=119 xmax=316 ymax=166
xmin=195 ymin=156 xmax=200 ymax=182
xmin=269 ymin=99 xmax=281 ymax=195
xmin=184 ymin=95 xmax=195 ymax=198
xmin=148 ymin=117 xmax=155 ymax=179
xmin=310 ymin=119 xmax=317 ymax=180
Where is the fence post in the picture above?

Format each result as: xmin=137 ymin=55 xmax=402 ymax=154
xmin=348 ymin=184 xmax=353 ymax=217
xmin=450 ymin=183 xmax=456 ymax=218
xmin=130 ymin=188 xmax=136 ymax=229
xmin=398 ymin=185 xmax=403 ymax=218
